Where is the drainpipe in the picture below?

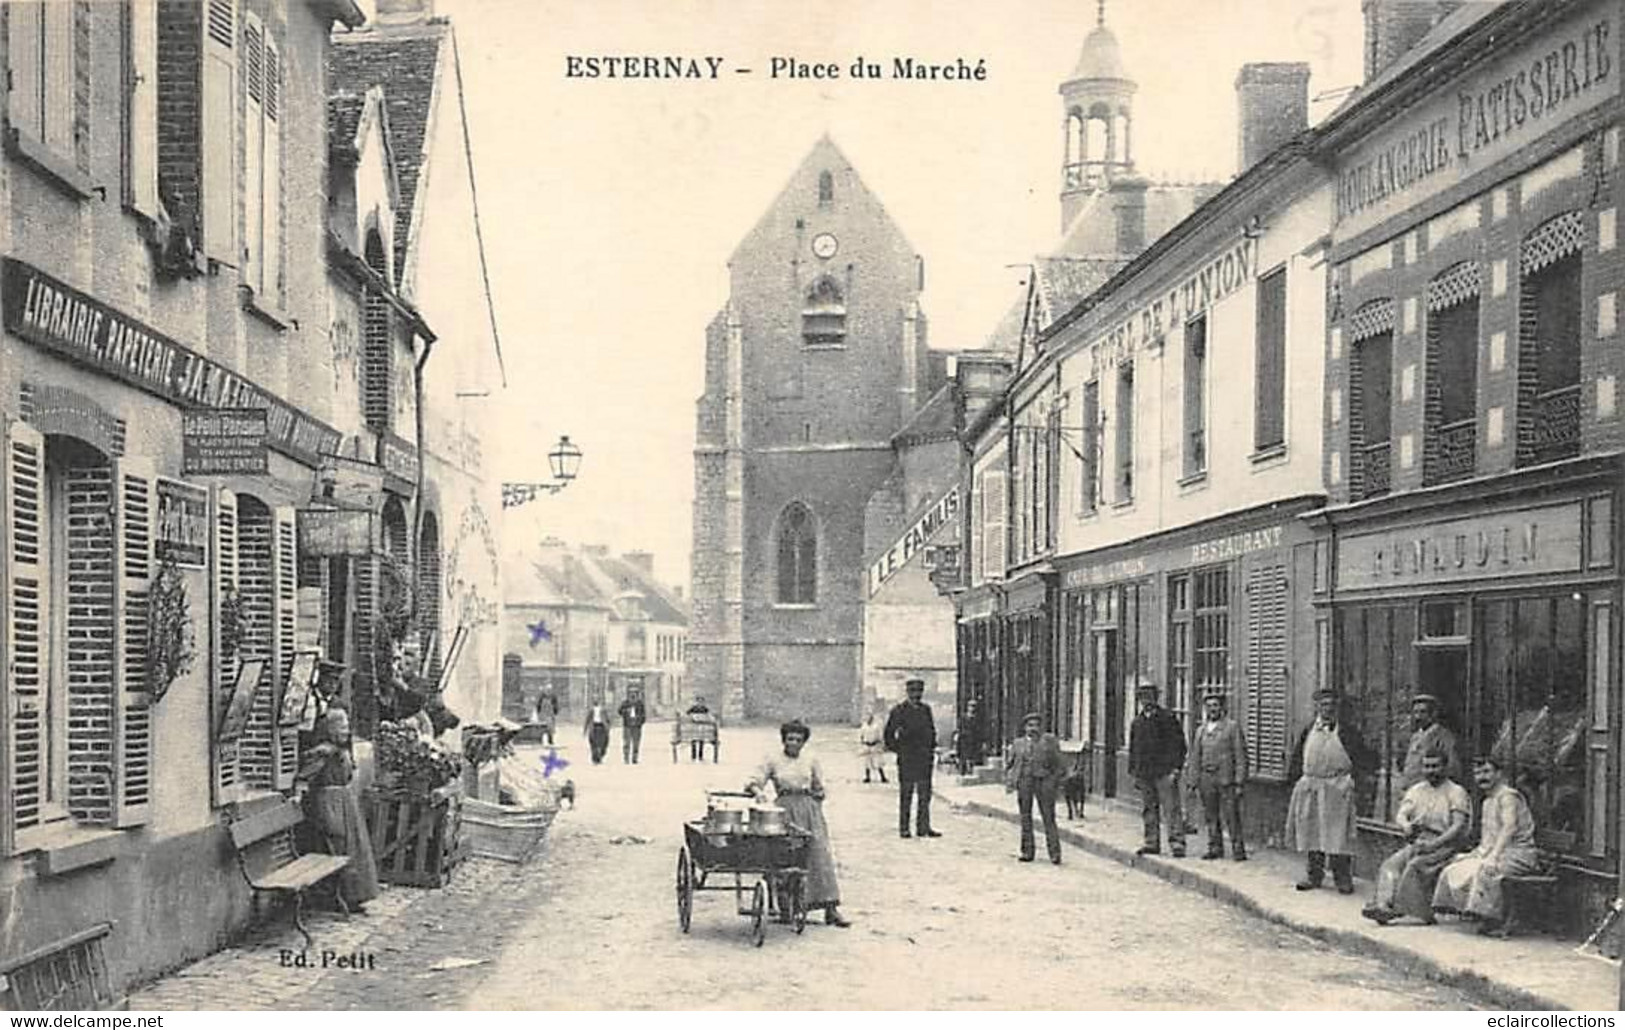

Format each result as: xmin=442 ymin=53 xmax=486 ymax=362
xmin=409 ymin=331 xmax=436 ymax=634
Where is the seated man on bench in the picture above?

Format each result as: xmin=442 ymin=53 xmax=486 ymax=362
xmin=1432 ymin=754 xmax=1542 ymax=935
xmin=1362 ymin=746 xmax=1470 ymax=926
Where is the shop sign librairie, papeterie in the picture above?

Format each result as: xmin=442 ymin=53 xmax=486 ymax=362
xmin=2 ymin=259 xmax=342 ymax=467
xmin=182 ymin=408 xmax=268 ymax=475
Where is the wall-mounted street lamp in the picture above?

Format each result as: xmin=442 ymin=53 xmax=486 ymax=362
xmin=502 ymin=435 xmax=584 ymax=509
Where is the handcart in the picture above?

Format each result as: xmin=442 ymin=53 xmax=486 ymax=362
xmin=676 ymin=792 xmax=811 ymax=946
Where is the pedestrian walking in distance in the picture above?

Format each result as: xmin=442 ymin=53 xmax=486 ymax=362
xmin=884 ymin=677 xmax=941 ymax=838
xmin=1362 ymin=747 xmax=1470 ymax=926
xmin=1005 ymin=712 xmax=1063 ymax=864
xmin=533 ymin=689 xmax=558 ymax=746
xmin=859 ymin=705 xmax=888 ymax=784
xmin=1129 ymin=680 xmax=1187 ymax=858
xmin=618 ymin=685 xmax=647 ymax=764
xmin=745 ymin=720 xmax=851 ymax=928
xmin=1287 ymin=689 xmax=1375 ymax=894
xmin=1189 ymin=689 xmax=1248 ymax=861
xmin=583 ymin=699 xmax=611 ymax=765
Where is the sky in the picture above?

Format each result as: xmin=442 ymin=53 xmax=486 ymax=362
xmin=421 ymin=0 xmax=1367 ymax=590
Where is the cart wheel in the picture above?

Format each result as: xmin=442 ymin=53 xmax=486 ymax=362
xmin=676 ymin=847 xmax=694 ymax=934
xmin=750 ymin=881 xmax=767 ymax=948
xmin=791 ymin=873 xmax=807 ymax=934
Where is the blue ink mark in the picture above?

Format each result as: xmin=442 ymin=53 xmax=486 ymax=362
xmin=527 ymin=620 xmax=552 ymax=648
xmin=541 ymin=748 xmax=570 ymax=779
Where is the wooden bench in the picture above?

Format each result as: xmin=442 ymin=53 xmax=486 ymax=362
xmin=672 ymin=713 xmax=720 ymax=763
xmin=229 ymin=800 xmax=351 ymax=948
xmin=1500 ymin=855 xmax=1560 ymax=937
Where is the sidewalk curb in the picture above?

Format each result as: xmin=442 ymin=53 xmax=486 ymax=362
xmin=951 ymin=797 xmax=1568 ymax=1012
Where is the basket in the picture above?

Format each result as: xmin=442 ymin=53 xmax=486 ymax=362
xmin=365 ymin=783 xmax=470 ymax=887
xmin=462 ymin=797 xmax=555 ymax=863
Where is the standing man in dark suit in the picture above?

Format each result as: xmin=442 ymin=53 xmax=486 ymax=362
xmin=1129 ymin=680 xmax=1187 ymax=858
xmin=618 ymin=685 xmax=647 ymax=764
xmin=885 ymin=678 xmax=941 ymax=839
xmin=1005 ymin=712 xmax=1064 ymax=864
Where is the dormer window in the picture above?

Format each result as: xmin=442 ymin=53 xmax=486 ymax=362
xmin=802 ymin=276 xmax=846 ymax=346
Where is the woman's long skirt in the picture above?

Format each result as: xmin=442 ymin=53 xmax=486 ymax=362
xmin=778 ymin=794 xmax=841 ymax=908
xmin=305 ymin=785 xmax=380 ymax=906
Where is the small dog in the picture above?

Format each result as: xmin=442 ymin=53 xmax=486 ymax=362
xmin=1060 ymin=754 xmax=1088 ymax=821
xmin=558 ymin=778 xmax=576 ymax=810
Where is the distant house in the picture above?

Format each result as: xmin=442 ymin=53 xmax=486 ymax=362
xmin=503 ymin=541 xmax=689 ymax=723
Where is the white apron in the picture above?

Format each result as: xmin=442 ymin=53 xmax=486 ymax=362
xmin=1286 ymin=723 xmax=1358 ymax=854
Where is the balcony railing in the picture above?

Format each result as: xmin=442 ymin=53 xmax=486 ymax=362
xmin=1526 ymin=383 xmax=1581 ymax=465
xmin=1426 ymin=418 xmax=1476 ymax=486
xmin=1359 ymin=440 xmax=1391 ymax=499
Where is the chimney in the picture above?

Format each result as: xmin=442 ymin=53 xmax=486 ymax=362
xmin=374 ymin=0 xmax=435 ymax=24
xmin=1235 ymin=63 xmax=1311 ymax=174
xmin=1362 ymin=0 xmax=1464 ymax=82
xmin=623 ymin=551 xmax=656 ymax=575
xmin=1110 ymin=174 xmax=1149 ymax=256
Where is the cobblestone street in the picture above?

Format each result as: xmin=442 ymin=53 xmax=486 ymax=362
xmin=127 ymin=724 xmax=1493 ymax=1010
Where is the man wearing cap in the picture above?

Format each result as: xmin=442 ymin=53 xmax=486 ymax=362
xmin=1005 ymin=712 xmax=1064 ymax=864
xmin=1398 ymin=694 xmax=1461 ymax=791
xmin=1188 ymin=690 xmax=1248 ymax=861
xmin=885 ymin=678 xmax=941 ymax=838
xmin=1287 ymin=689 xmax=1376 ymax=894
xmin=1129 ymin=681 xmax=1187 ymax=858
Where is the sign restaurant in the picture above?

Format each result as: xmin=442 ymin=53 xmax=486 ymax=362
xmin=2 ymin=259 xmax=342 ymax=467
xmin=868 ymin=486 xmax=961 ymax=597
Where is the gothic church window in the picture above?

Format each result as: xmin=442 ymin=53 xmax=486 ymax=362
xmin=802 ymin=277 xmax=846 ymax=346
xmin=776 ymin=503 xmax=817 ymax=605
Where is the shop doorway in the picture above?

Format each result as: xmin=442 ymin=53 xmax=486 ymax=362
xmin=1414 ymin=643 xmax=1469 ymax=742
xmin=1096 ymin=629 xmax=1120 ymax=797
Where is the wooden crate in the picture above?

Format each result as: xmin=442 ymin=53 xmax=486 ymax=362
xmin=364 ymin=784 xmax=469 ymax=888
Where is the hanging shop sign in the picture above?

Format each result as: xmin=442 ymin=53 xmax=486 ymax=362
xmin=155 ymin=478 xmax=209 ymax=569
xmin=1336 ymin=503 xmax=1584 ymax=591
xmin=377 ymin=433 xmax=420 ymax=496
xmin=182 ymin=408 xmax=268 ymax=475
xmin=867 ymin=485 xmax=961 ymax=597
xmin=1334 ymin=9 xmax=1618 ymax=237
xmin=2 ymin=259 xmax=342 ymax=467
xmin=298 ymin=508 xmax=376 ymax=557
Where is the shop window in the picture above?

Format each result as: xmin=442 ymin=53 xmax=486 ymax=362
xmin=1479 ymin=594 xmax=1587 ymax=851
xmin=1351 ymin=329 xmax=1394 ymax=499
xmin=1423 ymin=271 xmax=1480 ymax=486
xmin=1116 ymin=362 xmax=1135 ymax=501
xmin=802 ymin=277 xmax=846 ymax=346
xmin=1518 ymin=239 xmax=1583 ymax=467
xmin=776 ymin=503 xmax=817 ymax=604
xmin=1182 ymin=318 xmax=1207 ymax=480
xmin=1254 ymin=267 xmax=1287 ymax=453
xmin=1080 ymin=381 xmax=1100 ymax=514
xmin=1337 ymin=605 xmax=1420 ymax=823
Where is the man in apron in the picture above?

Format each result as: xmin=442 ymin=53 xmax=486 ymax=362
xmin=1287 ymin=689 xmax=1375 ymax=894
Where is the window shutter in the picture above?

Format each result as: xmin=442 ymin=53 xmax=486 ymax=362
xmin=1254 ymin=268 xmax=1287 ymax=452
xmin=983 ymin=469 xmax=1006 ymax=581
xmin=1245 ymin=561 xmax=1288 ymax=779
xmin=8 ymin=2 xmax=43 ymax=142
xmin=237 ymin=502 xmax=274 ymax=790
xmin=209 ymin=486 xmax=238 ymax=805
xmin=111 ymin=459 xmax=155 ymax=827
xmin=241 ymin=14 xmax=263 ymax=290
xmin=201 ymin=0 xmax=236 ymax=264
xmin=63 ymin=463 xmax=116 ymax=825
xmin=261 ymin=36 xmax=282 ymax=304
xmin=127 ymin=0 xmax=160 ymax=218
xmin=271 ymin=505 xmax=297 ymax=790
xmin=3 ymin=420 xmax=46 ymax=849
xmin=41 ymin=0 xmax=71 ymax=155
